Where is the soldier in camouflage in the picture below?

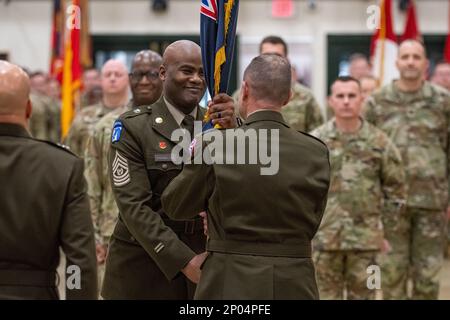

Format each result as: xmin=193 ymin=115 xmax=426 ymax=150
xmin=364 ymin=40 xmax=450 ymax=299
xmin=84 ymin=51 xmax=163 ymax=289
xmin=64 ymin=60 xmax=130 ymax=157
xmin=81 ymin=68 xmax=102 ymax=108
xmin=29 ymin=93 xmax=50 ymax=140
xmin=233 ymin=36 xmax=323 ymax=131
xmin=310 ymin=76 xmax=406 ymax=300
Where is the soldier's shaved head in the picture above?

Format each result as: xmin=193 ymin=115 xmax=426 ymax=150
xmin=162 ymin=40 xmax=201 ymax=67
xmin=398 ymin=39 xmax=427 ymax=58
xmin=0 ymin=61 xmax=31 ymax=121
xmin=100 ymin=59 xmax=129 ymax=97
xmin=160 ymin=40 xmax=206 ymax=113
xmin=129 ymin=50 xmax=163 ymax=106
xmin=101 ymin=59 xmax=127 ymax=75
xmin=132 ymin=50 xmax=162 ymax=70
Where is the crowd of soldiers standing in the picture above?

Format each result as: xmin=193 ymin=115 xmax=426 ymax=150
xmin=13 ymin=35 xmax=450 ymax=300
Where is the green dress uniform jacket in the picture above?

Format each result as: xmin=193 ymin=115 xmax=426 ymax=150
xmin=102 ymin=97 xmax=206 ymax=299
xmin=0 ymin=123 xmax=97 ymax=299
xmin=162 ymin=110 xmax=330 ymax=299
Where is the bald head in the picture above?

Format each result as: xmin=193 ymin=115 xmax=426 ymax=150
xmin=160 ymin=40 xmax=206 ymax=113
xmin=0 ymin=61 xmax=30 ymax=116
xmin=129 ymin=50 xmax=163 ymax=106
xmin=162 ymin=40 xmax=201 ymax=67
xmin=101 ymin=59 xmax=129 ymax=96
xmin=101 ymin=59 xmax=128 ymax=76
xmin=133 ymin=50 xmax=162 ymax=70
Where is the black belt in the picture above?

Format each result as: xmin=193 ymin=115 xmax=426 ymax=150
xmin=207 ymin=239 xmax=312 ymax=258
xmin=0 ymin=269 xmax=56 ymax=287
xmin=163 ymin=218 xmax=204 ymax=235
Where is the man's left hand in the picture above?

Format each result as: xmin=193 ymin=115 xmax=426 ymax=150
xmin=208 ymin=93 xmax=237 ymax=128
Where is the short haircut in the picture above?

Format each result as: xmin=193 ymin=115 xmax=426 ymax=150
xmin=331 ymin=76 xmax=361 ymax=93
xmin=349 ymin=53 xmax=369 ymax=64
xmin=398 ymin=39 xmax=427 ymax=57
xmin=243 ymin=53 xmax=291 ymax=104
xmin=259 ymin=36 xmax=288 ymax=56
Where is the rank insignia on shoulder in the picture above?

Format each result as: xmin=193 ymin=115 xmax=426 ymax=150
xmin=112 ymin=120 xmax=123 ymax=143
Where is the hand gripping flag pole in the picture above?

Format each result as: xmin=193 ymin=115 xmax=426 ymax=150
xmin=200 ymin=0 xmax=239 ymax=131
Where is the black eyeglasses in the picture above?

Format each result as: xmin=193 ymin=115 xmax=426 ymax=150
xmin=129 ymin=71 xmax=160 ymax=81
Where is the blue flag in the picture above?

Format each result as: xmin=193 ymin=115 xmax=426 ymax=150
xmin=200 ymin=0 xmax=239 ymax=130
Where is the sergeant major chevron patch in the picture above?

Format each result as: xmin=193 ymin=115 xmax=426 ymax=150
xmin=112 ymin=150 xmax=130 ymax=187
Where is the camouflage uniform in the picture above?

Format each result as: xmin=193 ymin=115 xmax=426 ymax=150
xmin=84 ymin=101 xmax=133 ymax=244
xmin=64 ymin=102 xmax=116 ymax=157
xmin=29 ymin=94 xmax=61 ymax=142
xmin=46 ymin=98 xmax=61 ymax=143
xmin=310 ymin=118 xmax=406 ymax=300
xmin=364 ymin=81 xmax=450 ymax=299
xmin=233 ymin=82 xmax=324 ymax=132
xmin=29 ymin=93 xmax=49 ymax=140
xmin=84 ymin=101 xmax=132 ymax=291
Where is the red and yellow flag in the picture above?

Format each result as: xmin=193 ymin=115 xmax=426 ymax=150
xmin=61 ymin=0 xmax=82 ymax=138
xmin=49 ymin=0 xmax=65 ymax=84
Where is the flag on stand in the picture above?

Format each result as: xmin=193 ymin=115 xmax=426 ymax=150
xmin=61 ymin=0 xmax=82 ymax=138
xmin=370 ymin=0 xmax=399 ymax=87
xmin=200 ymin=0 xmax=239 ymax=130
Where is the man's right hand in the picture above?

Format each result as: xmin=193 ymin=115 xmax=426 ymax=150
xmin=181 ymin=252 xmax=208 ymax=284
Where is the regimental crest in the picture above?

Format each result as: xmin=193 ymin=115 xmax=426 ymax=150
xmin=112 ymin=150 xmax=130 ymax=187
xmin=201 ymin=0 xmax=217 ymax=21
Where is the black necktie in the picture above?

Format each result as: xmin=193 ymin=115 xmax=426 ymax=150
xmin=182 ymin=114 xmax=195 ymax=139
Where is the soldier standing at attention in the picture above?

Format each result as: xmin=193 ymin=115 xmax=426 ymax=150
xmin=364 ymin=39 xmax=450 ymax=299
xmin=64 ymin=60 xmax=129 ymax=157
xmin=81 ymin=68 xmax=102 ymax=108
xmin=162 ymin=54 xmax=330 ymax=300
xmin=310 ymin=76 xmax=406 ymax=300
xmin=233 ymin=36 xmax=324 ymax=132
xmin=0 ymin=61 xmax=97 ymax=299
xmin=84 ymin=50 xmax=163 ymax=289
xmin=101 ymin=40 xmax=236 ymax=299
